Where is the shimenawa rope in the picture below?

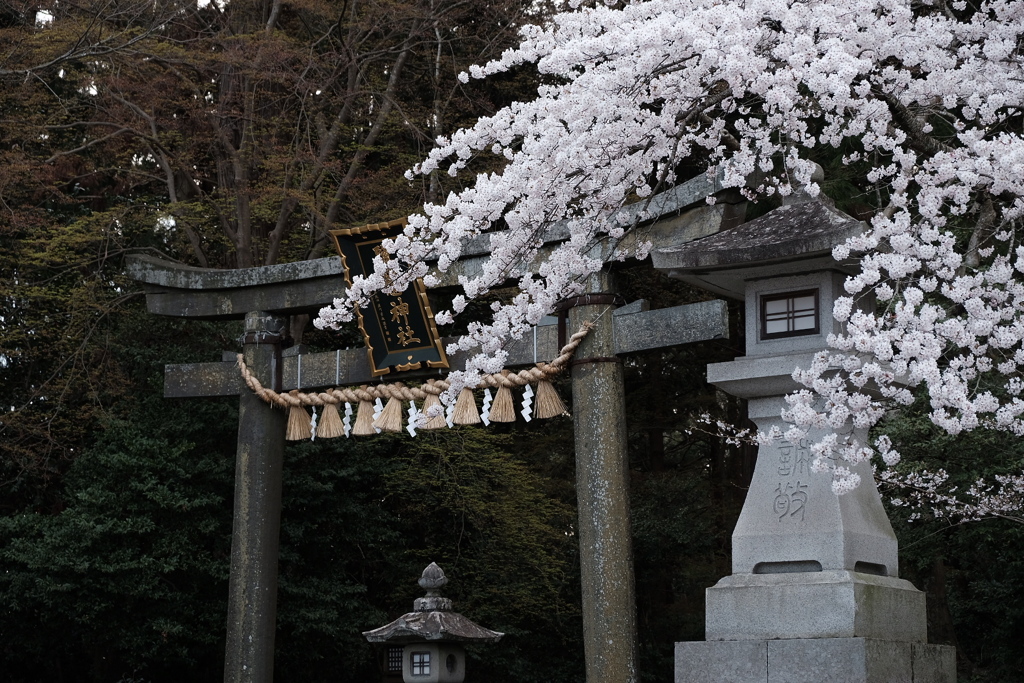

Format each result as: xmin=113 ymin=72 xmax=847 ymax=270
xmin=236 ymin=322 xmax=594 ymax=438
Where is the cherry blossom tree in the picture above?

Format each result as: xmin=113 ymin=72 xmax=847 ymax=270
xmin=316 ymin=0 xmax=1024 ymax=508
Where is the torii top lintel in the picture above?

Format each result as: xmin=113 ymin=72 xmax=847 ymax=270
xmin=126 ymin=253 xmax=346 ymax=320
xmin=125 ymin=169 xmax=743 ymax=321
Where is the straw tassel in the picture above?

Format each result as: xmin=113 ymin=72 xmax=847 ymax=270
xmin=317 ymin=402 xmax=345 ymax=439
xmin=286 ymin=394 xmax=313 ymax=440
xmin=352 ymin=399 xmax=376 ymax=436
xmin=452 ymin=387 xmax=481 ymax=425
xmin=488 ymin=385 xmax=516 ymax=422
xmin=374 ymin=396 xmax=404 ymax=433
xmin=420 ymin=393 xmax=448 ymax=430
xmin=534 ymin=380 xmax=569 ymax=419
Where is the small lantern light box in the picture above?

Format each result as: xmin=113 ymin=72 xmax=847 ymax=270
xmin=329 ymin=219 xmax=449 ymax=376
xmin=364 ymin=563 xmax=503 ymax=683
xmin=746 ymin=270 xmax=847 ymax=357
xmin=658 ymin=197 xmax=865 ymax=362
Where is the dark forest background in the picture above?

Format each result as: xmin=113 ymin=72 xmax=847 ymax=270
xmin=1 ymin=1 xmax=1022 ymax=681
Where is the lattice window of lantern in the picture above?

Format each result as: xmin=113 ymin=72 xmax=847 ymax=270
xmin=387 ymin=647 xmax=403 ymax=673
xmin=411 ymin=651 xmax=431 ymax=676
xmin=760 ymin=289 xmax=820 ymax=340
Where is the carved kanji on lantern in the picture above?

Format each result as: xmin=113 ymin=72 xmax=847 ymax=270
xmin=329 ymin=218 xmax=448 ymax=376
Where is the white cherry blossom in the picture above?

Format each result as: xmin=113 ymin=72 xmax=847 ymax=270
xmin=315 ymin=0 xmax=1024 ymax=506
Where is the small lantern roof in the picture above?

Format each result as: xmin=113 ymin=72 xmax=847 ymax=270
xmin=363 ymin=563 xmax=504 ymax=645
xmin=653 ymin=197 xmax=865 ymax=299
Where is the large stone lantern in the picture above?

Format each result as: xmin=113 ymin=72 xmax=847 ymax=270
xmin=364 ymin=563 xmax=503 ymax=683
xmin=653 ymin=188 xmax=956 ymax=682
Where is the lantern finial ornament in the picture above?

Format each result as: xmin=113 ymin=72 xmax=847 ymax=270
xmin=418 ymin=562 xmax=448 ymax=592
xmin=364 ymin=563 xmax=502 ymax=683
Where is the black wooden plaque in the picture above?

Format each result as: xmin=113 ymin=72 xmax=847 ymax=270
xmin=329 ymin=219 xmax=449 ymax=376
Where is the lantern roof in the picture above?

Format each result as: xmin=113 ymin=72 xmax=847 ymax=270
xmin=363 ymin=563 xmax=504 ymax=645
xmin=653 ymin=197 xmax=865 ymax=299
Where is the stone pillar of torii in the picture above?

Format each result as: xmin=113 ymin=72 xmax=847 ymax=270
xmin=126 ymin=172 xmax=737 ymax=683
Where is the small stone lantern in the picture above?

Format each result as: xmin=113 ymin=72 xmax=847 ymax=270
xmin=364 ymin=563 xmax=503 ymax=683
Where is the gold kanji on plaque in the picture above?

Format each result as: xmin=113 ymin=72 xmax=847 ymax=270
xmin=329 ymin=218 xmax=449 ymax=376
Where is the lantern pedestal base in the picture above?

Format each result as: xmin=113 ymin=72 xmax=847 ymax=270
xmin=704 ymin=571 xmax=926 ymax=642
xmin=675 ymin=638 xmax=955 ymax=683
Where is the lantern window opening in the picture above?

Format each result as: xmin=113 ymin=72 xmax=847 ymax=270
xmin=411 ymin=651 xmax=431 ymax=676
xmin=760 ymin=289 xmax=820 ymax=340
xmin=387 ymin=647 xmax=403 ymax=673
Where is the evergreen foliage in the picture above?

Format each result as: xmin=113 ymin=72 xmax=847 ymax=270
xmin=879 ymin=397 xmax=1024 ymax=681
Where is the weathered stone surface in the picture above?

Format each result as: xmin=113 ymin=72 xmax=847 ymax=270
xmin=569 ymin=270 xmax=638 ymax=683
xmin=130 ymin=171 xmax=744 ymax=312
xmin=363 ymin=610 xmax=503 ymax=645
xmin=711 ymin=386 xmax=899 ymax=579
xmin=614 ymin=299 xmax=650 ymax=316
xmin=399 ymin=642 xmax=466 ymax=683
xmin=450 ymin=168 xmax=732 ymax=262
xmin=676 ymin=640 xmax=767 ymax=683
xmin=397 ymin=174 xmax=745 ymax=288
xmin=224 ymin=312 xmax=287 ymax=683
xmin=742 ymin=271 xmax=848 ymax=358
xmin=912 ymin=643 xmax=957 ymax=683
xmin=137 ymin=276 xmax=344 ymax=319
xmin=126 ymin=254 xmax=343 ymax=289
xmin=165 ymin=361 xmax=242 ymax=398
xmin=614 ymin=299 xmax=728 ymax=354
xmin=705 ymin=571 xmax=926 ymax=643
xmin=702 ymin=265 xmax=901 ymax=580
xmin=767 ymin=638 xmax=911 ymax=683
xmin=279 ymin=345 xmax=374 ymax=393
xmin=431 ymin=200 xmax=741 ymax=289
xmin=364 ymin=563 xmax=503 ymax=645
xmin=654 ymin=200 xmax=864 ymax=272
xmin=677 ymin=639 xmax=955 ymax=683
xmin=706 ymin=352 xmax=816 ymax=399
xmin=364 ymin=563 xmax=501 ymax=683
xmin=627 ymin=168 xmax=730 ymax=226
xmin=499 ymin=321 xmax=559 ymax=368
xmin=653 ymin=200 xmax=862 ymax=300
xmin=128 ymin=254 xmax=346 ymax=319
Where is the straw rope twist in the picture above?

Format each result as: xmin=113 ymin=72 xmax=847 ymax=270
xmin=238 ymin=322 xmax=594 ymax=408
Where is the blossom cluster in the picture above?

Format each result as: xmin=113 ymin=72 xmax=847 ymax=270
xmin=314 ymin=0 xmax=1024 ymax=505
xmin=685 ymin=412 xmax=761 ymax=448
xmin=694 ymin=416 xmax=1024 ymax=522
xmin=881 ymin=466 xmax=1024 ymax=525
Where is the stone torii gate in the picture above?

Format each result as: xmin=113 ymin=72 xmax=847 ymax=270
xmin=125 ymin=171 xmax=743 ymax=683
